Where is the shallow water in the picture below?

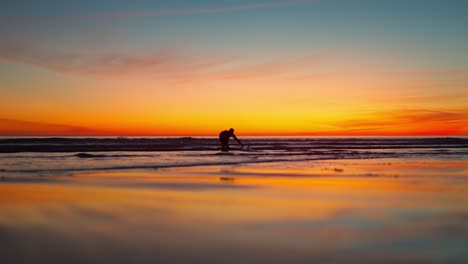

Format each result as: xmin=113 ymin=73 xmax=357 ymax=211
xmin=1 ymin=157 xmax=468 ymax=264
xmin=1 ymin=137 xmax=467 ymax=177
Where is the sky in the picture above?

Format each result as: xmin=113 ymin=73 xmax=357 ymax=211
xmin=1 ymin=0 xmax=467 ymax=136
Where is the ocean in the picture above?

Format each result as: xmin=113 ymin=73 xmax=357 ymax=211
xmin=1 ymin=137 xmax=467 ymax=177
xmin=1 ymin=137 xmax=468 ymax=263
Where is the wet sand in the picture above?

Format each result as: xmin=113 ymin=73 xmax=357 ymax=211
xmin=1 ymin=158 xmax=468 ymax=263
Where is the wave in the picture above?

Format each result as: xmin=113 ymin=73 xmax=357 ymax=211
xmin=1 ymin=137 xmax=467 ymax=153
xmin=0 ymin=153 xmax=160 ymax=159
xmin=73 ymin=153 xmax=159 ymax=158
xmin=1 ymin=137 xmax=467 ymax=177
xmin=0 ymin=156 xmax=363 ymax=174
xmin=3 ymin=149 xmax=466 ymax=175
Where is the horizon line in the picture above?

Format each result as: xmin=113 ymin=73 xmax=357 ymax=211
xmin=1 ymin=134 xmax=466 ymax=138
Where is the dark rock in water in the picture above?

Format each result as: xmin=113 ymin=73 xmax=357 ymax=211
xmin=75 ymin=153 xmax=102 ymax=158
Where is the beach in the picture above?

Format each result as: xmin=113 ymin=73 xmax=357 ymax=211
xmin=3 ymin=0 xmax=467 ymax=262
xmin=1 ymin=137 xmax=468 ymax=263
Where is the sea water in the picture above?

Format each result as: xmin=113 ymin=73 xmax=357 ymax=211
xmin=1 ymin=137 xmax=467 ymax=177
xmin=1 ymin=137 xmax=468 ymax=263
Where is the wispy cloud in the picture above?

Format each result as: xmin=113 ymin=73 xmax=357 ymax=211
xmin=380 ymin=70 xmax=468 ymax=78
xmin=0 ymin=40 xmax=232 ymax=79
xmin=378 ymin=93 xmax=468 ymax=105
xmin=0 ymin=40 xmax=329 ymax=81
xmin=246 ymin=68 xmax=468 ymax=84
xmin=2 ymin=0 xmax=319 ymax=24
xmin=332 ymin=109 xmax=468 ymax=136
xmin=2 ymin=36 xmax=467 ymax=86
xmin=0 ymin=118 xmax=101 ymax=136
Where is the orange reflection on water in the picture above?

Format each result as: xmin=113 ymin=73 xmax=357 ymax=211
xmin=1 ymin=158 xmax=468 ymax=263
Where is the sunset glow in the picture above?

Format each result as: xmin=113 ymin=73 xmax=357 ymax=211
xmin=1 ymin=0 xmax=467 ymax=136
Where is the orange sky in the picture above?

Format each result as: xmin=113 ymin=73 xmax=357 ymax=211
xmin=1 ymin=57 xmax=467 ymax=136
xmin=1 ymin=1 xmax=467 ymax=136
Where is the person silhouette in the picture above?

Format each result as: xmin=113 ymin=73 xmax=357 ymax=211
xmin=219 ymin=128 xmax=243 ymax=152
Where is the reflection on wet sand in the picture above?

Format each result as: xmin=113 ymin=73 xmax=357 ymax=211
xmin=1 ymin=158 xmax=468 ymax=263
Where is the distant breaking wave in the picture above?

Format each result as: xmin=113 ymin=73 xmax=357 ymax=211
xmin=0 ymin=137 xmax=467 ymax=177
xmin=1 ymin=137 xmax=467 ymax=153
